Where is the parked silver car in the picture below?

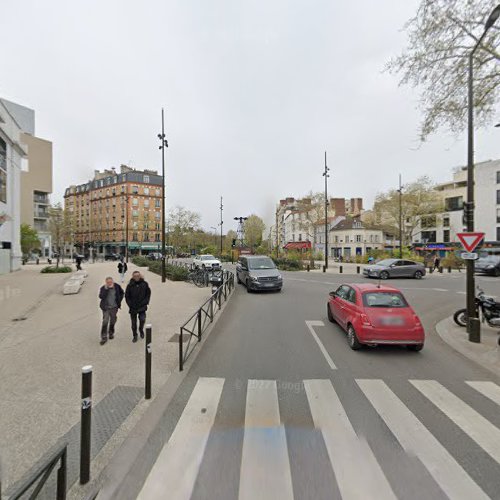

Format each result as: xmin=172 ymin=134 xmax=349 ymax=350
xmin=363 ymin=258 xmax=426 ymax=280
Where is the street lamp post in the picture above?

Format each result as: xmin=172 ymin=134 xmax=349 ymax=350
xmin=210 ymin=226 xmax=217 ymax=248
xmin=125 ymin=194 xmax=129 ymax=263
xmin=322 ymin=151 xmax=330 ymax=269
xmin=158 ymin=108 xmax=168 ymax=283
xmin=397 ymin=174 xmax=403 ymax=259
xmin=465 ymin=4 xmax=500 ymax=342
xmin=220 ymin=197 xmax=223 ymax=257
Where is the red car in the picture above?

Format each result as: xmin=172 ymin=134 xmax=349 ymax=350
xmin=327 ymin=283 xmax=425 ymax=351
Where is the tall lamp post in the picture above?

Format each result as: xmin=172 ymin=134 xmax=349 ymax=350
xmin=158 ymin=108 xmax=168 ymax=283
xmin=219 ymin=196 xmax=223 ymax=257
xmin=465 ymin=4 xmax=500 ymax=342
xmin=210 ymin=226 xmax=217 ymax=248
xmin=322 ymin=151 xmax=330 ymax=269
xmin=397 ymin=174 xmax=403 ymax=258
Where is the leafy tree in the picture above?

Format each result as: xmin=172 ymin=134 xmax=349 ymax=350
xmin=48 ymin=203 xmax=74 ymax=267
xmin=244 ymin=215 xmax=266 ymax=248
xmin=20 ymin=224 xmax=40 ymax=255
xmin=372 ymin=176 xmax=443 ymax=246
xmin=168 ymin=206 xmax=201 ymax=250
xmin=386 ymin=0 xmax=500 ymax=140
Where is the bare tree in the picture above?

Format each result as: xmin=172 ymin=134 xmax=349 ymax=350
xmin=386 ymin=0 xmax=500 ymax=140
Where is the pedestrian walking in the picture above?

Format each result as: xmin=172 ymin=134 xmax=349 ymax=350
xmin=118 ymin=260 xmax=128 ymax=283
xmin=98 ymin=277 xmax=124 ymax=345
xmin=433 ymin=254 xmax=441 ymax=270
xmin=76 ymin=255 xmax=83 ymax=271
xmin=125 ymin=271 xmax=151 ymax=343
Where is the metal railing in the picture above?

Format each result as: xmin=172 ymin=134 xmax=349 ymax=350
xmin=179 ymin=271 xmax=235 ymax=371
xmin=4 ymin=441 xmax=68 ymax=500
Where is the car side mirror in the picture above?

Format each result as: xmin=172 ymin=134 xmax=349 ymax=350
xmin=329 ymin=291 xmax=337 ymax=298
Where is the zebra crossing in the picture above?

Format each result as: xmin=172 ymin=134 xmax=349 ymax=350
xmin=138 ymin=377 xmax=500 ymax=500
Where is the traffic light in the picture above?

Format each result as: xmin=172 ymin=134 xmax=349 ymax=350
xmin=462 ymin=202 xmax=474 ymax=228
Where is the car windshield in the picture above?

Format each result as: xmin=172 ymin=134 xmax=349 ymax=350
xmin=202 ymin=255 xmax=216 ymax=260
xmin=362 ymin=291 xmax=408 ymax=308
xmin=248 ymin=258 xmax=276 ymax=270
xmin=375 ymin=259 xmax=397 ymax=267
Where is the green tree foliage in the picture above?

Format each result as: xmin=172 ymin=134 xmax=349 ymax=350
xmin=386 ymin=0 xmax=500 ymax=140
xmin=244 ymin=215 xmax=266 ymax=248
xmin=372 ymin=176 xmax=443 ymax=246
xmin=168 ymin=206 xmax=201 ymax=250
xmin=20 ymin=224 xmax=40 ymax=255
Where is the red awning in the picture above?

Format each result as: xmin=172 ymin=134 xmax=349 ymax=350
xmin=284 ymin=241 xmax=312 ymax=250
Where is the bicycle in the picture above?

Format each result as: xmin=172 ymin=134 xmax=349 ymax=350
xmin=187 ymin=267 xmax=208 ymax=288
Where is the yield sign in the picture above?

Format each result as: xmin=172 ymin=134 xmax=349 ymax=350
xmin=456 ymin=232 xmax=485 ymax=253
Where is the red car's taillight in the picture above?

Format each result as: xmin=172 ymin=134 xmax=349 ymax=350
xmin=413 ymin=315 xmax=422 ymax=327
xmin=361 ymin=313 xmax=372 ymax=326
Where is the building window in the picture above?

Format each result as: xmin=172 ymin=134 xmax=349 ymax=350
xmin=155 ymin=233 xmax=161 ymax=242
xmin=299 ymin=233 xmax=302 ymax=241
xmin=121 ymin=185 xmax=126 ymax=193
xmin=132 ymin=198 xmax=138 ymax=206
xmin=132 ymin=210 xmax=139 ymax=217
xmin=356 ymin=235 xmax=362 ymax=242
xmin=156 ymin=223 xmax=161 ymax=231
xmin=443 ymin=216 xmax=450 ymax=228
xmin=497 ymin=227 xmax=500 ymax=242
xmin=497 ymin=208 xmax=500 ymax=223
xmin=155 ymin=212 xmax=161 ymax=219
xmin=497 ymin=190 xmax=500 ymax=205
xmin=144 ymin=187 xmax=150 ymax=196
xmin=155 ymin=200 xmax=161 ymax=208
xmin=144 ymin=175 xmax=150 ymax=183
xmin=443 ymin=230 xmax=450 ymax=243
xmin=132 ymin=232 xmax=138 ymax=241
xmin=421 ymin=215 xmax=436 ymax=228
xmin=144 ymin=199 xmax=150 ymax=208
xmin=345 ymin=235 xmax=349 ymax=243
xmin=132 ymin=185 xmax=139 ymax=194
xmin=444 ymin=196 xmax=463 ymax=211
xmin=421 ymin=230 xmax=437 ymax=243
xmin=155 ymin=188 xmax=161 ymax=196
xmin=497 ymin=171 xmax=500 ymax=184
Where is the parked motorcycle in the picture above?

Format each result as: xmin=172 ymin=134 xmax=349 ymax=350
xmin=453 ymin=287 xmax=500 ymax=329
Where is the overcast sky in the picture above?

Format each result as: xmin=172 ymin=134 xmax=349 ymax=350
xmin=1 ymin=0 xmax=499 ymax=233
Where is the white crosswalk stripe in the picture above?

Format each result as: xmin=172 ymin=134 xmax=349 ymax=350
xmin=138 ymin=377 xmax=500 ymax=500
xmin=411 ymin=379 xmax=500 ymax=466
xmin=239 ymin=380 xmax=294 ymax=500
xmin=304 ymin=379 xmax=396 ymax=500
xmin=358 ymin=379 xmax=489 ymax=500
xmin=137 ymin=377 xmax=225 ymax=500
xmin=466 ymin=380 xmax=500 ymax=406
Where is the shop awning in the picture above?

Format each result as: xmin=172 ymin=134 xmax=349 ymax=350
xmin=284 ymin=241 xmax=312 ymax=250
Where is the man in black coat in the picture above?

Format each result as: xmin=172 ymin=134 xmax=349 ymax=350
xmin=125 ymin=271 xmax=151 ymax=343
xmin=98 ymin=277 xmax=124 ymax=345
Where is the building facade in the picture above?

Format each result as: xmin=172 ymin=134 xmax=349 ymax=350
xmin=0 ymin=100 xmax=27 ymax=274
xmin=20 ymin=133 xmax=53 ymax=257
xmin=411 ymin=159 xmax=500 ymax=254
xmin=64 ymin=165 xmax=163 ymax=257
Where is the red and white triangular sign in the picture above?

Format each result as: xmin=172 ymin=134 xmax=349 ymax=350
xmin=456 ymin=232 xmax=485 ymax=253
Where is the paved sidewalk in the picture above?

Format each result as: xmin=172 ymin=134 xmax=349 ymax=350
xmin=0 ymin=261 xmax=210 ymax=492
xmin=437 ymin=316 xmax=500 ymax=377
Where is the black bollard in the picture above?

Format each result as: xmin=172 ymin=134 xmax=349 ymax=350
xmin=80 ymin=365 xmax=93 ymax=484
xmin=145 ymin=324 xmax=152 ymax=400
xmin=356 ymin=266 xmax=360 ymax=274
xmin=448 ymin=266 xmax=451 ymax=273
xmin=339 ymin=265 xmax=343 ymax=274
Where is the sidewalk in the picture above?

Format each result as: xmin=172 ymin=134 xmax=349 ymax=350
xmin=436 ymin=316 xmax=500 ymax=377
xmin=0 ymin=261 xmax=211 ymax=492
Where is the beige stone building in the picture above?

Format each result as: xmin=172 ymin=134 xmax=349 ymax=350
xmin=20 ymin=133 xmax=53 ymax=257
xmin=64 ymin=165 xmax=163 ymax=257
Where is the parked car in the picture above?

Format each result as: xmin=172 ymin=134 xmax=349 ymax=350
xmin=104 ymin=253 xmax=121 ymax=261
xmin=148 ymin=252 xmax=163 ymax=261
xmin=363 ymin=258 xmax=426 ymax=280
xmin=193 ymin=254 xmax=222 ymax=270
xmin=475 ymin=255 xmax=500 ymax=277
xmin=327 ymin=283 xmax=424 ymax=351
xmin=236 ymin=255 xmax=282 ymax=293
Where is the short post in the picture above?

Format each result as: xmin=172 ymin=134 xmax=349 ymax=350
xmin=468 ymin=317 xmax=481 ymax=343
xmin=179 ymin=328 xmax=184 ymax=371
xmin=356 ymin=266 xmax=360 ymax=274
xmin=439 ymin=266 xmax=443 ymax=274
xmin=57 ymin=446 xmax=67 ymax=500
xmin=448 ymin=266 xmax=452 ymax=273
xmin=307 ymin=264 xmax=310 ymax=272
xmin=198 ymin=309 xmax=202 ymax=341
xmin=80 ymin=365 xmax=93 ymax=485
xmin=339 ymin=265 xmax=343 ymax=274
xmin=322 ymin=265 xmax=326 ymax=273
xmin=210 ymin=296 xmax=214 ymax=322
xmin=429 ymin=266 xmax=433 ymax=274
xmin=145 ymin=324 xmax=152 ymax=400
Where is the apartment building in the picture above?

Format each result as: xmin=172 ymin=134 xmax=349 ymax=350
xmin=412 ymin=159 xmax=500 ymax=253
xmin=330 ymin=218 xmax=386 ymax=258
xmin=64 ymin=165 xmax=163 ymax=257
xmin=0 ymin=100 xmax=27 ymax=274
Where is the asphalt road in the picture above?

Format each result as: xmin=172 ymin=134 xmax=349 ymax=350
xmin=138 ymin=270 xmax=500 ymax=500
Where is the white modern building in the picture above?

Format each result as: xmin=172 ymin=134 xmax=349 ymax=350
xmin=0 ymin=100 xmax=27 ymax=274
xmin=411 ymin=159 xmax=500 ymax=252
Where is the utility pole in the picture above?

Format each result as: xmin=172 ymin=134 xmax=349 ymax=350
xmin=275 ymin=208 xmax=279 ymax=259
xmin=323 ymin=151 xmax=330 ymax=269
xmin=220 ymin=196 xmax=223 ymax=257
xmin=464 ymin=4 xmax=500 ymax=341
xmin=398 ymin=174 xmax=403 ymax=258
xmin=158 ymin=108 xmax=168 ymax=283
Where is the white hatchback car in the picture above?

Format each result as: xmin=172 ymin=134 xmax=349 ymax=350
xmin=193 ymin=254 xmax=222 ymax=270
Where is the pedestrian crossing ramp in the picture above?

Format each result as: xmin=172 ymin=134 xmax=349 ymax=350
xmin=137 ymin=377 xmax=500 ymax=500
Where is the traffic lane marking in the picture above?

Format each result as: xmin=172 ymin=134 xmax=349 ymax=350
xmin=305 ymin=321 xmax=337 ymax=370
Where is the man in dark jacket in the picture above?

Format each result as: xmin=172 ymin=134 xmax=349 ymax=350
xmin=125 ymin=271 xmax=151 ymax=342
xmin=99 ymin=277 xmax=124 ymax=345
